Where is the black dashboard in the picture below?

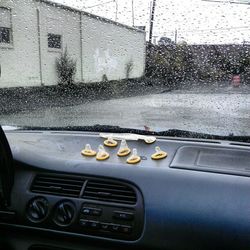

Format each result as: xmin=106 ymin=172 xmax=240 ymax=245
xmin=1 ymin=130 xmax=250 ymax=250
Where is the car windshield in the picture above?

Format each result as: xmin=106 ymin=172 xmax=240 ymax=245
xmin=0 ymin=0 xmax=250 ymax=138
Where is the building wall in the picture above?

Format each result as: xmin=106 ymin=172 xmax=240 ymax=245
xmin=38 ymin=2 xmax=82 ymax=85
xmin=0 ymin=0 xmax=145 ymax=88
xmin=0 ymin=0 xmax=41 ymax=88
xmin=81 ymin=14 xmax=146 ymax=83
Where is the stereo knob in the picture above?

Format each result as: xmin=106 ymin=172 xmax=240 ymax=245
xmin=27 ymin=197 xmax=49 ymax=223
xmin=53 ymin=201 xmax=75 ymax=226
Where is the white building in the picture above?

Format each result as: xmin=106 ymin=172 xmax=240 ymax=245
xmin=0 ymin=0 xmax=146 ymax=88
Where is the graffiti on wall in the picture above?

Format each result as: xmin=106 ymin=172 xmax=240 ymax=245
xmin=94 ymin=49 xmax=118 ymax=74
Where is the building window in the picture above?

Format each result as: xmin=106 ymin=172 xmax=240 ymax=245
xmin=0 ymin=8 xmax=12 ymax=44
xmin=0 ymin=27 xmax=10 ymax=43
xmin=48 ymin=33 xmax=62 ymax=49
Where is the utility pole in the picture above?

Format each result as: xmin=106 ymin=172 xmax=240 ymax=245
xmin=132 ymin=0 xmax=135 ymax=26
xmin=149 ymin=0 xmax=157 ymax=44
xmin=174 ymin=29 xmax=178 ymax=44
xmin=153 ymin=35 xmax=158 ymax=44
xmin=115 ymin=0 xmax=118 ymax=21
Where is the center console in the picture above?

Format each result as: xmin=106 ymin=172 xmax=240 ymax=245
xmin=22 ymin=174 xmax=144 ymax=241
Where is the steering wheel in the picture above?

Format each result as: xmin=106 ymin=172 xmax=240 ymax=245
xmin=0 ymin=126 xmax=14 ymax=208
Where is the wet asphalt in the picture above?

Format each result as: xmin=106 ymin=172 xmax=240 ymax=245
xmin=0 ymin=84 xmax=249 ymax=136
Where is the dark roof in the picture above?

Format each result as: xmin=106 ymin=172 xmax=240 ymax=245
xmin=35 ymin=0 xmax=145 ymax=34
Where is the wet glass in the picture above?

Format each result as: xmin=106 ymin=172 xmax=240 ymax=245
xmin=0 ymin=0 xmax=249 ymax=137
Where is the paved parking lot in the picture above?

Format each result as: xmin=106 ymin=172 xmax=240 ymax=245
xmin=1 ymin=84 xmax=249 ymax=136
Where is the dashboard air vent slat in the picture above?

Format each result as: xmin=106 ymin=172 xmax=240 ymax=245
xmin=86 ymin=186 xmax=135 ymax=195
xmin=83 ymin=180 xmax=137 ymax=205
xmin=31 ymin=175 xmax=85 ymax=198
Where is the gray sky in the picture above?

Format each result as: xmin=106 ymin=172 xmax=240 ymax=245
xmin=54 ymin=0 xmax=250 ymax=44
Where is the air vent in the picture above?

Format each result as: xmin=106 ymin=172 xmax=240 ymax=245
xmin=31 ymin=175 xmax=137 ymax=205
xmin=83 ymin=180 xmax=137 ymax=205
xmin=31 ymin=175 xmax=85 ymax=198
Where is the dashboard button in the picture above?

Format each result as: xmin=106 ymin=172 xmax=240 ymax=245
xmin=79 ymin=219 xmax=89 ymax=228
xmin=113 ymin=211 xmax=134 ymax=221
xmin=81 ymin=207 xmax=102 ymax=216
xmin=91 ymin=208 xmax=102 ymax=216
xmin=111 ymin=224 xmax=120 ymax=232
xmin=120 ymin=225 xmax=132 ymax=234
xmin=100 ymin=223 xmax=110 ymax=231
xmin=89 ymin=221 xmax=100 ymax=229
xmin=82 ymin=208 xmax=91 ymax=215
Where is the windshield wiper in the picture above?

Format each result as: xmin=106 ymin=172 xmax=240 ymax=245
xmin=157 ymin=129 xmax=250 ymax=143
xmin=18 ymin=125 xmax=155 ymax=135
xmin=16 ymin=125 xmax=250 ymax=143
